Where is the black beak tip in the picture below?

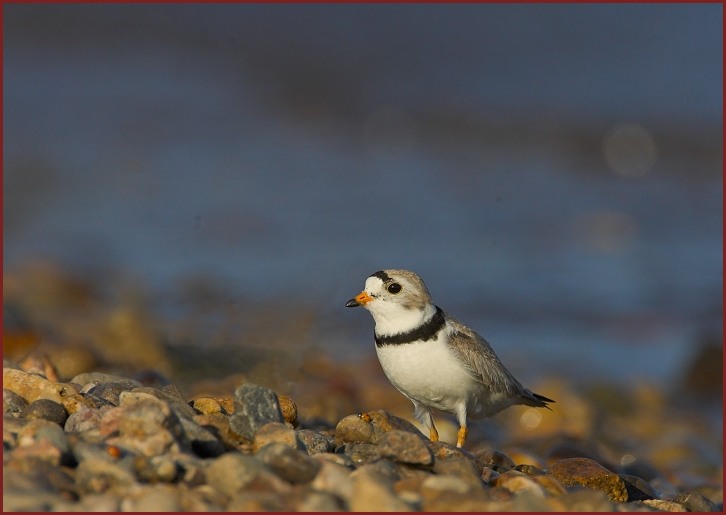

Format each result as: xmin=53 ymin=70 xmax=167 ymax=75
xmin=345 ymin=299 xmax=360 ymax=308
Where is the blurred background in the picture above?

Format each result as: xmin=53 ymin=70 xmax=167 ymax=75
xmin=3 ymin=5 xmax=722 ymax=402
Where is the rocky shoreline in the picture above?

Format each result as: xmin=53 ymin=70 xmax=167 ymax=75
xmin=3 ymin=358 xmax=721 ymax=512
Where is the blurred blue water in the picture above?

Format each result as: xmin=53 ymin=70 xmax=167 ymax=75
xmin=3 ymin=4 xmax=722 ymax=387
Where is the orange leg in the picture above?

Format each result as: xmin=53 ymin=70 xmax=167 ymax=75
xmin=429 ymin=424 xmax=439 ymax=443
xmin=456 ymin=426 xmax=468 ymax=448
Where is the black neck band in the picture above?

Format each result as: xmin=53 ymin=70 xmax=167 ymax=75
xmin=375 ymin=306 xmax=445 ymax=347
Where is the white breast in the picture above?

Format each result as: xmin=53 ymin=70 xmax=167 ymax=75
xmin=374 ymin=329 xmax=476 ymax=413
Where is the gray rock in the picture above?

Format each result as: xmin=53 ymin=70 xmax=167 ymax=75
xmin=178 ymin=415 xmax=226 ymax=458
xmin=3 ymin=388 xmax=28 ymax=417
xmin=229 ymin=384 xmax=284 ymax=440
xmin=620 ymin=474 xmax=657 ymax=501
xmin=20 ymin=399 xmax=68 ymax=426
xmin=256 ymin=442 xmax=322 ymax=484
xmin=378 ymin=429 xmax=434 ymax=466
xmin=297 ymin=429 xmax=335 ymax=455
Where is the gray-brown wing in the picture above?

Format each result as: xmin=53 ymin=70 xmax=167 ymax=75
xmin=446 ymin=317 xmax=553 ymax=408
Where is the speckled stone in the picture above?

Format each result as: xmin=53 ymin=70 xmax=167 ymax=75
xmin=638 ymin=499 xmax=688 ymax=511
xmin=256 ymin=441 xmax=322 ymax=483
xmin=377 ymin=429 xmax=434 ymax=466
xmin=229 ymin=384 xmax=284 ymax=440
xmin=296 ymin=428 xmax=335 ymax=455
xmin=547 ymin=457 xmax=628 ymax=502
xmin=190 ymin=396 xmax=223 ymax=415
xmin=116 ymin=394 xmax=186 ymax=456
xmin=4 ymin=388 xmax=28 ymax=417
xmin=3 ymin=367 xmax=79 ymax=407
xmin=334 ymin=409 xmax=421 ymax=447
xmin=278 ymin=394 xmax=299 ymax=427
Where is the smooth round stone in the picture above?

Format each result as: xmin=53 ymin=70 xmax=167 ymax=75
xmin=21 ymin=399 xmax=69 ymax=426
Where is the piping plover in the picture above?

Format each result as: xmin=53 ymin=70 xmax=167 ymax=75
xmin=345 ymin=269 xmax=553 ymax=448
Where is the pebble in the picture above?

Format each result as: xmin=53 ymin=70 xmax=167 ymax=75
xmin=190 ymin=396 xmax=223 ymax=414
xmin=256 ymin=441 xmax=322 ymax=483
xmin=2 ymin=355 xmax=721 ymax=512
xmin=116 ymin=394 xmax=186 ymax=456
xmin=278 ymin=394 xmax=299 ymax=426
xmin=204 ymin=452 xmax=269 ymax=497
xmin=496 ymin=469 xmax=546 ymax=498
xmin=75 ymin=457 xmax=137 ymax=495
xmin=547 ymin=456 xmax=629 ymax=502
xmin=310 ymin=458 xmax=354 ymax=501
xmin=674 ymin=491 xmax=719 ymax=512
xmin=349 ymin=465 xmax=412 ymax=511
xmin=377 ymin=429 xmax=434 ymax=465
xmin=4 ymin=388 xmax=28 ymax=416
xmin=20 ymin=398 xmax=69 ymax=425
xmin=229 ymin=383 xmax=285 ymax=440
xmin=334 ymin=409 xmax=421 ymax=447
xmin=253 ymin=421 xmax=301 ymax=451
xmin=297 ymin=428 xmax=335 ymax=454
xmin=3 ymin=367 xmax=79 ymax=406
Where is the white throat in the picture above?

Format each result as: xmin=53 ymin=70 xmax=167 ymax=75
xmin=367 ymin=302 xmax=437 ymax=336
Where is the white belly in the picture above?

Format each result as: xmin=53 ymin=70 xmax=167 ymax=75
xmin=375 ymin=333 xmax=477 ymax=414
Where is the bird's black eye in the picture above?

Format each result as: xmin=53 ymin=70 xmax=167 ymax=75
xmin=387 ymin=283 xmax=402 ymax=294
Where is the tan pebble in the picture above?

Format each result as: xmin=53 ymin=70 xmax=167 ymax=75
xmin=216 ymin=396 xmax=234 ymax=414
xmin=547 ymin=457 xmax=628 ymax=502
xmin=495 ymin=470 xmax=546 ymax=498
xmin=253 ymin=422 xmax=300 ymax=451
xmin=278 ymin=395 xmax=298 ymax=426
xmin=532 ymin=474 xmax=567 ymax=496
xmin=191 ymin=397 xmax=222 ymax=415
xmin=3 ymin=368 xmax=78 ymax=404
xmin=349 ymin=467 xmax=412 ymax=511
xmin=640 ymin=499 xmax=688 ymax=512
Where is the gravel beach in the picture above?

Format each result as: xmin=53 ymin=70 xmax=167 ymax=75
xmin=3 ymin=263 xmax=722 ymax=511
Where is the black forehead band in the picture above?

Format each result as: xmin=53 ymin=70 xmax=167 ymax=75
xmin=370 ymin=270 xmax=391 ymax=283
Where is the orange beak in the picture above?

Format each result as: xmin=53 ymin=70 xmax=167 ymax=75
xmin=345 ymin=291 xmax=373 ymax=307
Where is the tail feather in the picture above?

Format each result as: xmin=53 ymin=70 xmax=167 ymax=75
xmin=518 ymin=390 xmax=555 ymax=410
